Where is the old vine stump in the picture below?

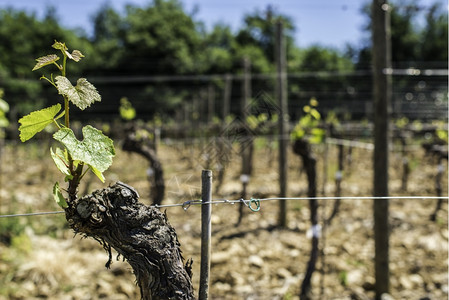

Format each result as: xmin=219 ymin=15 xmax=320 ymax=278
xmin=65 ymin=182 xmax=194 ymax=300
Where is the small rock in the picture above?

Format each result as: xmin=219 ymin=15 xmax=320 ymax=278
xmin=399 ymin=276 xmax=413 ymax=290
xmin=276 ymin=268 xmax=292 ymax=279
xmin=235 ymin=285 xmax=253 ymax=294
xmin=211 ymin=251 xmax=229 ymax=265
xmin=380 ymin=293 xmax=395 ymax=300
xmin=346 ymin=269 xmax=364 ymax=285
xmin=289 ymin=249 xmax=300 ymax=258
xmin=211 ymin=214 xmax=221 ymax=225
xmin=248 ymin=255 xmax=264 ymax=268
xmin=214 ymin=282 xmax=232 ymax=292
xmin=409 ymin=274 xmax=424 ymax=287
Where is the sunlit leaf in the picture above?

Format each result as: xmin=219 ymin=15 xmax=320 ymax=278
xmin=436 ymin=129 xmax=448 ymax=142
xmin=51 ymin=147 xmax=72 ymax=178
xmin=52 ymin=41 xmax=67 ymax=51
xmin=310 ymin=128 xmax=325 ymax=144
xmin=309 ymin=98 xmax=319 ymax=107
xmin=70 ymin=50 xmax=84 ymax=62
xmin=119 ymin=97 xmax=136 ymax=121
xmin=55 ymin=76 xmax=101 ymax=110
xmin=311 ymin=128 xmax=325 ymax=136
xmin=0 ymin=98 xmax=9 ymax=113
xmin=53 ymin=125 xmax=115 ymax=173
xmin=53 ymin=182 xmax=68 ymax=209
xmin=89 ymin=165 xmax=105 ymax=183
xmin=18 ymin=104 xmax=62 ymax=142
xmin=0 ymin=118 xmax=8 ymax=128
xmin=310 ymin=108 xmax=321 ymax=120
xmin=32 ymin=54 xmax=60 ymax=71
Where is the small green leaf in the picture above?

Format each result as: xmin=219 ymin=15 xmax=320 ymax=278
xmin=309 ymin=98 xmax=319 ymax=107
xmin=51 ymin=147 xmax=72 ymax=178
xmin=90 ymin=165 xmax=105 ymax=183
xmin=311 ymin=128 xmax=325 ymax=136
xmin=53 ymin=125 xmax=115 ymax=173
xmin=55 ymin=76 xmax=101 ymax=110
xmin=18 ymin=104 xmax=62 ymax=142
xmin=0 ymin=118 xmax=9 ymax=128
xmin=119 ymin=97 xmax=136 ymax=121
xmin=310 ymin=108 xmax=321 ymax=121
xmin=0 ymin=98 xmax=9 ymax=113
xmin=52 ymin=41 xmax=67 ymax=51
xmin=53 ymin=182 xmax=68 ymax=209
xmin=310 ymin=128 xmax=325 ymax=144
xmin=32 ymin=54 xmax=60 ymax=71
xmin=70 ymin=50 xmax=84 ymax=62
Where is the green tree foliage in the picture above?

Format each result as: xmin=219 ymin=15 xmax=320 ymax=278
xmin=123 ymin=0 xmax=201 ymax=75
xmin=237 ymin=6 xmax=295 ymax=64
xmin=91 ymin=0 xmax=202 ymax=75
xmin=421 ymin=2 xmax=448 ymax=63
xmin=199 ymin=24 xmax=235 ymax=74
xmin=0 ymin=8 xmax=92 ymax=113
xmin=353 ymin=0 xmax=448 ymax=68
xmin=4 ymin=0 xmax=445 ymax=122
xmin=90 ymin=4 xmax=124 ymax=71
xmin=298 ymin=46 xmax=353 ymax=72
xmin=89 ymin=0 xmax=203 ymax=115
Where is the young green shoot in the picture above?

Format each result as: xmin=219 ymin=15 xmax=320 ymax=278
xmin=18 ymin=41 xmax=115 ymax=208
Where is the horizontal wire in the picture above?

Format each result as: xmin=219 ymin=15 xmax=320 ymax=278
xmin=0 ymin=196 xmax=447 ymax=218
xmin=152 ymin=195 xmax=449 ymax=209
xmin=0 ymin=211 xmax=65 ymax=218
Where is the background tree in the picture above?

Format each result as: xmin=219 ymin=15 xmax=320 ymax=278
xmin=353 ymin=0 xmax=448 ymax=68
xmin=0 ymin=8 xmax=91 ymax=116
xmin=420 ymin=2 xmax=448 ymax=64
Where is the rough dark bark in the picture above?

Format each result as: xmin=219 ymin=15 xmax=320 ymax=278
xmin=430 ymin=156 xmax=446 ymax=221
xmin=326 ymin=144 xmax=343 ymax=226
xmin=65 ymin=182 xmax=194 ymax=300
xmin=123 ymin=128 xmax=165 ymax=206
xmin=422 ymin=142 xmax=448 ymax=221
xmin=397 ymin=134 xmax=410 ymax=192
xmin=292 ymin=139 xmax=318 ymax=300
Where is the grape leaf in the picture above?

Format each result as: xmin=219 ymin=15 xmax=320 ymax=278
xmin=52 ymin=41 xmax=67 ymax=51
xmin=53 ymin=182 xmax=68 ymax=209
xmin=310 ymin=108 xmax=321 ymax=121
xmin=55 ymin=76 xmax=101 ymax=110
xmin=90 ymin=165 xmax=105 ymax=183
xmin=18 ymin=104 xmax=62 ymax=142
xmin=70 ymin=50 xmax=84 ymax=62
xmin=51 ymin=147 xmax=72 ymax=178
xmin=32 ymin=54 xmax=60 ymax=71
xmin=0 ymin=98 xmax=9 ymax=113
xmin=53 ymin=125 xmax=115 ymax=173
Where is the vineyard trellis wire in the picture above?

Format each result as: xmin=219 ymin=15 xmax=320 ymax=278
xmin=1 ymin=195 xmax=447 ymax=218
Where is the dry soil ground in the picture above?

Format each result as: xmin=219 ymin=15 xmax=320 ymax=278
xmin=0 ymin=139 xmax=447 ymax=300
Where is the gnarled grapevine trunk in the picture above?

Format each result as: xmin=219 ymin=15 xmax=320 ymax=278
xmin=123 ymin=127 xmax=165 ymax=206
xmin=65 ymin=182 xmax=194 ymax=300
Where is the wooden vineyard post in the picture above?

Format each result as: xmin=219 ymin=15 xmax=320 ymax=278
xmin=199 ymin=170 xmax=212 ymax=300
xmin=372 ymin=0 xmax=392 ymax=298
xmin=223 ymin=74 xmax=232 ymax=120
xmin=275 ymin=20 xmax=289 ymax=228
